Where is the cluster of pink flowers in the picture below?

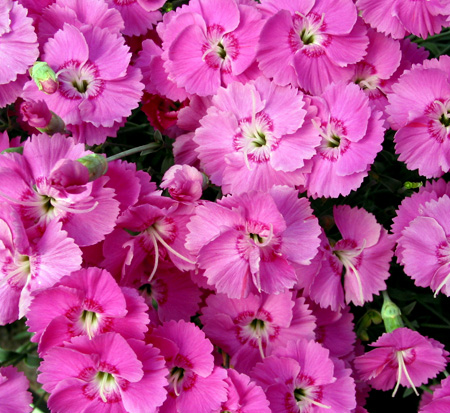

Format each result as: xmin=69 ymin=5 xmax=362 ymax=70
xmin=0 ymin=0 xmax=450 ymax=412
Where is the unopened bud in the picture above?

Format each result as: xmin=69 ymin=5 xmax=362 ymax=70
xmin=381 ymin=291 xmax=404 ymax=333
xmin=77 ymin=154 xmax=108 ymax=181
xmin=29 ymin=62 xmax=58 ymax=94
xmin=21 ymin=100 xmax=66 ymax=135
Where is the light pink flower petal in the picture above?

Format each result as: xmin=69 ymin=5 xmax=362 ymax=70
xmin=167 ymin=24 xmax=219 ymax=96
xmin=387 ymin=68 xmax=450 ymax=130
xmin=356 ymin=0 xmax=406 ymax=39
xmin=256 ymin=10 xmax=298 ymax=87
xmin=323 ymin=82 xmax=370 ymax=142
xmin=198 ymin=229 xmax=253 ymax=299
xmin=44 ymin=23 xmax=89 ymax=69
xmin=334 ymin=205 xmax=381 ymax=248
xmin=394 ymin=0 xmax=447 ymax=38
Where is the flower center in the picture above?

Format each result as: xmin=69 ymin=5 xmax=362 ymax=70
xmin=80 ymin=310 xmax=100 ymax=339
xmin=439 ymin=112 xmax=450 ymax=127
xmin=58 ymin=60 xmax=104 ymax=99
xmin=95 ymin=371 xmax=118 ymax=403
xmin=169 ymin=367 xmax=185 ymax=396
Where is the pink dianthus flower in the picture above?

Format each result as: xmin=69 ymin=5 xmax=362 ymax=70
xmin=0 ymin=366 xmax=32 ymax=413
xmin=303 ymin=82 xmax=385 ymax=198
xmin=39 ymin=332 xmax=168 ymax=413
xmin=194 ymin=77 xmax=319 ymax=194
xmin=186 ymin=186 xmax=321 ymax=298
xmin=257 ymin=0 xmax=369 ymax=95
xmin=0 ymin=0 xmax=39 ymax=108
xmin=159 ymin=0 xmax=264 ymax=96
xmin=354 ymin=327 xmax=448 ymax=397
xmin=23 ymin=24 xmax=144 ymax=144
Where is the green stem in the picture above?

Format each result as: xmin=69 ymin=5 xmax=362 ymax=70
xmin=106 ymin=143 xmax=160 ymax=162
xmin=421 ymin=323 xmax=450 ymax=329
xmin=420 ymin=385 xmax=434 ymax=394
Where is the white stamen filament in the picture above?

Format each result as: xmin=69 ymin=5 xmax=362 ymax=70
xmin=0 ymin=189 xmax=44 ymax=207
xmin=52 ymin=200 xmax=99 ymax=214
xmin=150 ymin=229 xmax=196 ymax=265
xmin=392 ymin=351 xmax=418 ymax=397
xmin=298 ymin=394 xmax=331 ymax=409
xmin=433 ymin=272 xmax=450 ymax=297
xmin=0 ymin=265 xmax=28 ymax=288
xmin=257 ymin=335 xmax=265 ymax=360
xmin=148 ymin=231 xmax=159 ymax=283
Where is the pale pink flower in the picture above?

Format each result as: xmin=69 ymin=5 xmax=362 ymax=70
xmin=251 ymin=339 xmax=356 ymax=412
xmin=257 ymin=0 xmax=368 ymax=95
xmin=303 ymin=82 xmax=385 ymax=198
xmin=26 ymin=267 xmax=149 ymax=355
xmin=0 ymin=1 xmax=39 ymax=107
xmin=354 ymin=328 xmax=448 ymax=396
xmin=0 ymin=133 xmax=120 ymax=246
xmin=186 ymin=186 xmax=321 ymax=298
xmin=387 ymin=57 xmax=450 ymax=177
xmin=22 ymin=24 xmax=143 ymax=145
xmin=297 ymin=205 xmax=395 ymax=310
xmin=201 ymin=291 xmax=316 ymax=373
xmin=194 ymin=77 xmax=320 ymax=194
xmin=398 ymin=194 xmax=450 ymax=297
xmin=159 ymin=0 xmax=264 ymax=96
xmin=0 ymin=203 xmax=82 ymax=324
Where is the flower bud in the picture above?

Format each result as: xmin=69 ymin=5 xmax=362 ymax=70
xmin=21 ymin=100 xmax=66 ymax=135
xmin=77 ymin=154 xmax=108 ymax=181
xmin=161 ymin=164 xmax=204 ymax=203
xmin=381 ymin=291 xmax=404 ymax=333
xmin=29 ymin=62 xmax=58 ymax=94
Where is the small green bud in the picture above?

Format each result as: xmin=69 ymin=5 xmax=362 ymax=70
xmin=77 ymin=154 xmax=108 ymax=181
xmin=381 ymin=291 xmax=404 ymax=333
xmin=404 ymin=181 xmax=423 ymax=189
xmin=29 ymin=62 xmax=59 ymax=94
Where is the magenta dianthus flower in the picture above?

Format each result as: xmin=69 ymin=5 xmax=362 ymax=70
xmin=39 ymin=333 xmax=168 ymax=413
xmin=0 ymin=366 xmax=32 ymax=413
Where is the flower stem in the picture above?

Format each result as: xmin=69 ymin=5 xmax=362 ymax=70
xmin=106 ymin=143 xmax=160 ymax=162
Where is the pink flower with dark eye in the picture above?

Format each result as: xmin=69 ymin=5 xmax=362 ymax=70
xmin=303 ymin=82 xmax=385 ymax=198
xmin=159 ymin=0 xmax=264 ymax=96
xmin=39 ymin=333 xmax=168 ymax=413
xmin=257 ymin=0 xmax=368 ymax=95
xmin=23 ymin=23 xmax=143 ymax=145
xmin=296 ymin=205 xmax=395 ymax=310
xmin=26 ymin=267 xmax=149 ymax=355
xmin=398 ymin=194 xmax=450 ymax=297
xmin=194 ymin=77 xmax=319 ymax=194
xmin=355 ymin=327 xmax=448 ymax=397
xmin=251 ymin=339 xmax=356 ymax=412
xmin=186 ymin=186 xmax=321 ymax=298
xmin=201 ymin=291 xmax=316 ymax=374
xmin=149 ymin=320 xmax=228 ymax=413
xmin=387 ymin=56 xmax=450 ymax=178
